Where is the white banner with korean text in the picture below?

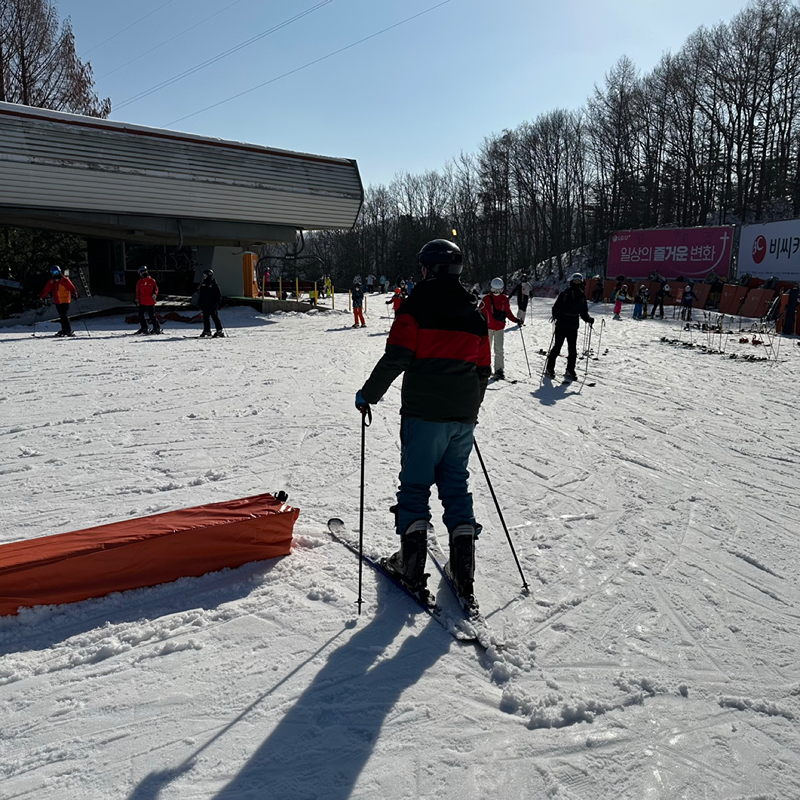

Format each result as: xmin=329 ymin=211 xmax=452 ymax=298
xmin=737 ymin=219 xmax=800 ymax=281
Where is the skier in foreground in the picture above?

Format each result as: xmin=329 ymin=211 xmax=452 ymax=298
xmin=39 ymin=265 xmax=78 ymax=337
xmin=545 ymin=272 xmax=594 ymax=381
xmin=355 ymin=239 xmax=491 ymax=606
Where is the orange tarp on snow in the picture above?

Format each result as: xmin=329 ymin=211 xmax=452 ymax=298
xmin=0 ymin=493 xmax=298 ymax=616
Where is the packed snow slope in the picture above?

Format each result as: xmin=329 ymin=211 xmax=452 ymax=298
xmin=1 ymin=296 xmax=798 ymax=800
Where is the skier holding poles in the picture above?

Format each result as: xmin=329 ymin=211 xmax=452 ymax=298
xmin=134 ymin=266 xmax=161 ymax=334
xmin=354 ymin=239 xmax=491 ymax=606
xmin=38 ymin=266 xmax=78 ymax=337
xmin=545 ymin=272 xmax=594 ymax=381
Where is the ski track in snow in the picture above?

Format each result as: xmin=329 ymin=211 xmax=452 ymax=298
xmin=0 ymin=299 xmax=799 ymax=799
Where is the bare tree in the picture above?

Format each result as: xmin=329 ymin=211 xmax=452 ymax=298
xmin=0 ymin=0 xmax=109 ymax=116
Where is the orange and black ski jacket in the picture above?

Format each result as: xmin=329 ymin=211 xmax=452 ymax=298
xmin=39 ymin=277 xmax=77 ymax=305
xmin=361 ymin=277 xmax=491 ymax=424
xmin=136 ymin=276 xmax=159 ymax=306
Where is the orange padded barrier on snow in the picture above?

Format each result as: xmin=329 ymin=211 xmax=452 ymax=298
xmin=739 ymin=288 xmax=775 ymax=318
xmin=0 ymin=493 xmax=298 ymax=616
xmin=719 ymin=285 xmax=748 ymax=315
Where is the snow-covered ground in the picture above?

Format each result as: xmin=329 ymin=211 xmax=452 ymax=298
xmin=1 ymin=295 xmax=798 ymax=800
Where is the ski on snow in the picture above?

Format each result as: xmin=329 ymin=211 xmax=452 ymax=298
xmin=425 ymin=536 xmax=506 ymax=652
xmin=326 ymin=518 xmax=498 ymax=648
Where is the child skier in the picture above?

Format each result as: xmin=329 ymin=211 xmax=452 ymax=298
xmin=135 ymin=266 xmax=161 ymax=334
xmin=386 ymin=287 xmax=403 ymax=317
xmin=479 ymin=277 xmax=519 ymax=380
xmin=612 ymin=284 xmax=629 ymax=320
xmin=39 ymin=265 xmax=78 ymax=337
xmin=351 ymin=280 xmax=366 ymax=327
xmin=632 ymin=284 xmax=648 ymax=320
xmin=681 ymin=282 xmax=697 ymax=321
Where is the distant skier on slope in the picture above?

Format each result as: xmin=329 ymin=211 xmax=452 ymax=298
xmin=545 ymin=272 xmax=594 ymax=381
xmin=39 ymin=265 xmax=78 ymax=337
xmin=134 ymin=266 xmax=161 ymax=335
xmin=479 ymin=277 xmax=519 ymax=380
xmin=351 ymin=280 xmax=366 ymax=328
xmin=386 ymin=287 xmax=403 ymax=317
xmin=355 ymin=239 xmax=491 ymax=605
xmin=650 ymin=280 xmax=672 ymax=319
xmin=198 ymin=269 xmax=225 ymax=338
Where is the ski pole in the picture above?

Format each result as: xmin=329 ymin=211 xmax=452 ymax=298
xmin=540 ymin=325 xmax=555 ymax=383
xmin=472 ymin=439 xmax=529 ymax=594
xmin=518 ymin=324 xmax=532 ymax=377
xmin=357 ymin=404 xmax=373 ymax=615
xmin=72 ymin=296 xmax=91 ymax=337
xmin=593 ymin=318 xmax=605 ymax=360
xmin=583 ymin=322 xmax=593 ymax=379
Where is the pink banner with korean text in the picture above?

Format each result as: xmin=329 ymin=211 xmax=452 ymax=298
xmin=608 ymin=226 xmax=734 ymax=280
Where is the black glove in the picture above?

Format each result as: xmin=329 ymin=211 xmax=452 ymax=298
xmin=588 ymin=317 xmax=595 ymax=326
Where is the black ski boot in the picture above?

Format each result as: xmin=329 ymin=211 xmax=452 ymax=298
xmin=381 ymin=520 xmax=431 ymax=601
xmin=199 ymin=330 xmax=212 ymax=338
xmin=445 ymin=523 xmax=477 ymax=609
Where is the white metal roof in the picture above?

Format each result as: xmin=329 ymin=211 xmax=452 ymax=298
xmin=0 ymin=102 xmax=363 ymax=232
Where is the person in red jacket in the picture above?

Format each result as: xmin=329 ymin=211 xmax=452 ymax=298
xmin=385 ymin=287 xmax=403 ymax=316
xmin=135 ymin=266 xmax=161 ymax=334
xmin=39 ymin=265 xmax=78 ymax=337
xmin=479 ymin=277 xmax=519 ymax=379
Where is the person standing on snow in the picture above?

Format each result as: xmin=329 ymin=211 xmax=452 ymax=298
xmin=479 ymin=277 xmax=519 ymax=380
xmin=386 ymin=287 xmax=403 ymax=317
xmin=545 ymin=272 xmax=594 ymax=381
xmin=650 ymin=281 xmax=672 ymax=319
xmin=39 ymin=265 xmax=78 ymax=337
xmin=355 ymin=239 xmax=491 ymax=607
xmin=612 ymin=284 xmax=629 ymax=320
xmin=632 ymin=284 xmax=648 ymax=320
xmin=198 ymin=269 xmax=225 ymax=337
xmin=512 ymin=273 xmax=531 ymax=325
xmin=366 ymin=273 xmax=375 ymax=292
xmin=379 ymin=274 xmax=387 ymax=293
xmin=134 ymin=266 xmax=161 ymax=334
xmin=680 ymin=282 xmax=697 ymax=321
xmin=351 ymin=280 xmax=366 ymax=328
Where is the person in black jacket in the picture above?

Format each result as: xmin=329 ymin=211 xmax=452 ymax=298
xmin=545 ymin=272 xmax=594 ymax=381
xmin=650 ymin=280 xmax=672 ymax=319
xmin=198 ymin=269 xmax=225 ymax=338
xmin=355 ymin=239 xmax=491 ymax=606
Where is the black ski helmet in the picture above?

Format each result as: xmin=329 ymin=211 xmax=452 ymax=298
xmin=202 ymin=269 xmax=213 ymax=278
xmin=50 ymin=265 xmax=62 ymax=277
xmin=417 ymin=239 xmax=463 ymax=276
xmin=138 ymin=266 xmax=149 ymax=276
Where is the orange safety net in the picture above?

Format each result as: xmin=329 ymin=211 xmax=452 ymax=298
xmin=0 ymin=493 xmax=298 ymax=616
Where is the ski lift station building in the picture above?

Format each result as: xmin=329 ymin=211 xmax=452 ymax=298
xmin=0 ymin=101 xmax=363 ymax=298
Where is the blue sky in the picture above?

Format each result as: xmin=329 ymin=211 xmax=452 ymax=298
xmin=61 ymin=0 xmax=751 ymax=188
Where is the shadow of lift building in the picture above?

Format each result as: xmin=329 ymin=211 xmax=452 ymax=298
xmin=0 ymin=101 xmax=363 ymax=303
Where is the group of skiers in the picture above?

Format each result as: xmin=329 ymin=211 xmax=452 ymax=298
xmin=609 ymin=279 xmax=697 ymax=322
xmin=38 ymin=266 xmax=225 ymax=338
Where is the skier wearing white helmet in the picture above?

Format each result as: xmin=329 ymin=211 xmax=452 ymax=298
xmin=545 ymin=273 xmax=594 ymax=381
xmin=479 ymin=277 xmax=519 ymax=380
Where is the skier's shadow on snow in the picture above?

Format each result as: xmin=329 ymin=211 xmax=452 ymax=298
xmin=127 ymin=579 xmax=450 ymax=800
xmin=530 ymin=381 xmax=572 ymax=406
xmin=211 ymin=582 xmax=450 ymax=800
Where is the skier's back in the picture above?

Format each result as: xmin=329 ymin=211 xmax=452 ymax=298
xmin=356 ymin=239 xmax=491 ymax=605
